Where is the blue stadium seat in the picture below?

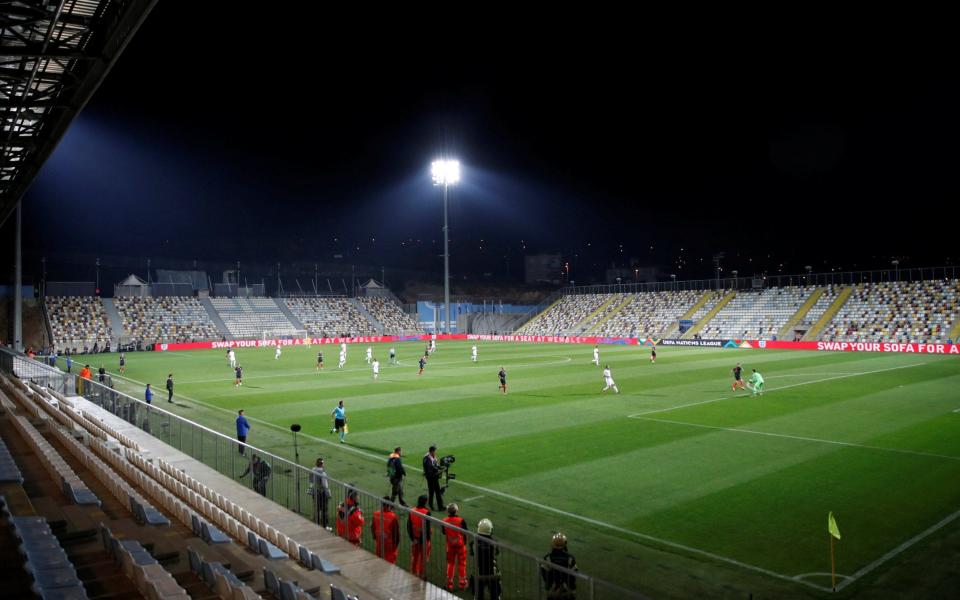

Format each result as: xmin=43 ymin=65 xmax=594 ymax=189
xmin=258 ymin=537 xmax=287 ymax=560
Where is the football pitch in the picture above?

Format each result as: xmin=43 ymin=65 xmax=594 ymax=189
xmin=90 ymin=341 xmax=960 ymax=598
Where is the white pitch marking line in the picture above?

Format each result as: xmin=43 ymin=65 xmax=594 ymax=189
xmin=112 ymin=371 xmax=830 ymax=591
xmin=631 ymin=416 xmax=960 ymax=462
xmin=952 ymin=408 xmax=960 ymax=413
xmin=461 ymin=495 xmax=485 ymax=502
xmin=627 ymin=361 xmax=931 ymax=418
xmin=835 ymin=506 xmax=960 ymax=592
xmin=793 ymin=572 xmax=853 ymax=583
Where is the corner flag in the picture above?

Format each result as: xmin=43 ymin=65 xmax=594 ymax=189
xmin=828 ymin=511 xmax=841 ymax=540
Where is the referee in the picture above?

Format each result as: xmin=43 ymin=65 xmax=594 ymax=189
xmin=331 ymin=400 xmax=347 ymax=443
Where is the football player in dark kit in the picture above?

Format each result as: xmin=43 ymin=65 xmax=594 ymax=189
xmin=498 ymin=366 xmax=507 ymax=394
xmin=418 ymin=355 xmax=427 ymax=375
xmin=316 ymin=350 xmax=324 ymax=371
xmin=732 ymin=362 xmax=746 ymax=391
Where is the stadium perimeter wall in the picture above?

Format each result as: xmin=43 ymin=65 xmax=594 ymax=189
xmin=152 ymin=334 xmax=960 ymax=355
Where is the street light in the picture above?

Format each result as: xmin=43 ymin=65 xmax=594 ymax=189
xmin=432 ymin=159 xmax=460 ymax=334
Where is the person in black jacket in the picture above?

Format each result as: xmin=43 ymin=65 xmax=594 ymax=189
xmin=541 ymin=532 xmax=578 ymax=599
xmin=474 ymin=518 xmax=501 ymax=599
xmin=166 ymin=373 xmax=174 ymax=403
xmin=423 ymin=445 xmax=445 ymax=511
xmin=387 ymin=447 xmax=408 ymax=506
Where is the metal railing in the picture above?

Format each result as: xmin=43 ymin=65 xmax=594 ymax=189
xmin=0 ymin=347 xmax=644 ymax=600
xmin=562 ymin=266 xmax=960 ymax=296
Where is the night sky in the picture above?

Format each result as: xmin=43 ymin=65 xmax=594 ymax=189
xmin=9 ymin=10 xmax=960 ymax=286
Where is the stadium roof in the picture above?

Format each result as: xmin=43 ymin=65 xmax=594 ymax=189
xmin=0 ymin=0 xmax=156 ymax=226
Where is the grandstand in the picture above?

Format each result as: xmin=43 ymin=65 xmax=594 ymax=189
xmin=799 ymin=284 xmax=841 ymax=328
xmin=594 ymin=290 xmax=705 ymax=338
xmin=284 ymin=297 xmax=377 ymax=337
xmin=698 ymin=286 xmax=814 ymax=340
xmin=510 ymin=276 xmax=960 ymax=345
xmin=519 ymin=293 xmax=613 ymax=335
xmin=356 ymin=296 xmax=422 ymax=335
xmin=45 ymin=296 xmax=113 ymax=352
xmin=209 ymin=298 xmax=300 ymax=339
xmin=0 ymin=360 xmax=421 ymax=600
xmin=114 ymin=296 xmax=219 ymax=344
xmin=821 ymin=280 xmax=960 ymax=344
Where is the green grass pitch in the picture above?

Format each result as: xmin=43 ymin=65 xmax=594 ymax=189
xmin=85 ymin=341 xmax=960 ymax=598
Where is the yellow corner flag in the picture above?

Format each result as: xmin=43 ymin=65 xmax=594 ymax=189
xmin=828 ymin=511 xmax=841 ymax=540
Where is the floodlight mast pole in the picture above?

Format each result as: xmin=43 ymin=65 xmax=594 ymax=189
xmin=443 ymin=182 xmax=450 ymax=334
xmin=432 ymin=159 xmax=459 ymax=334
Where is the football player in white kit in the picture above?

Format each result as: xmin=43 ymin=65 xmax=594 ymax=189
xmin=602 ymin=364 xmax=620 ymax=393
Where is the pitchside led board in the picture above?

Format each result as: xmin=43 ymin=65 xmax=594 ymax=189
xmin=153 ymin=335 xmax=960 ymax=355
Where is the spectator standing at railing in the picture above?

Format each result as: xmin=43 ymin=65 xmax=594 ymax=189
xmin=65 ymin=355 xmax=72 ymax=374
xmin=336 ymin=488 xmax=364 ymax=545
xmin=236 ymin=409 xmax=250 ymax=455
xmin=408 ymin=494 xmax=432 ymax=577
xmin=474 ymin=518 xmax=501 ymax=600
xmin=541 ymin=532 xmax=578 ymax=600
xmin=144 ymin=383 xmax=153 ymax=405
xmin=78 ymin=364 xmax=91 ymax=394
xmin=442 ymin=503 xmax=469 ymax=591
xmin=240 ymin=454 xmax=271 ymax=496
xmin=97 ymin=364 xmax=106 ymax=383
xmin=371 ymin=497 xmax=400 ymax=563
xmin=166 ymin=373 xmax=174 ymax=403
xmin=310 ymin=457 xmax=331 ymax=529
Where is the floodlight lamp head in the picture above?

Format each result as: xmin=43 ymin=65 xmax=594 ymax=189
xmin=431 ymin=159 xmax=460 ymax=186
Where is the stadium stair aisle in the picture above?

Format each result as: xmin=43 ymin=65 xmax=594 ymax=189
xmin=803 ymin=285 xmax=854 ymax=341
xmin=73 ymin=396 xmax=453 ymax=600
xmin=200 ymin=297 xmax=233 ymax=339
xmin=349 ymin=298 xmax=384 ymax=334
xmin=100 ymin=298 xmax=126 ymax=348
xmin=777 ymin=286 xmax=825 ymax=339
xmin=515 ymin=295 xmax=564 ymax=334
xmin=948 ymin=316 xmax=960 ymax=344
xmin=273 ymin=299 xmax=307 ymax=332
xmin=660 ymin=290 xmax=713 ymax=338
xmin=571 ymin=294 xmax=620 ymax=334
xmin=586 ymin=295 xmax=635 ymax=334
xmin=682 ymin=290 xmax=736 ymax=339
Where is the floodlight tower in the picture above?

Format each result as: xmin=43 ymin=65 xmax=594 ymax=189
xmin=431 ymin=159 xmax=460 ymax=334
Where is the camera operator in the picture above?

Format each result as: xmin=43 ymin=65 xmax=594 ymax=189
xmin=423 ymin=445 xmax=445 ymax=511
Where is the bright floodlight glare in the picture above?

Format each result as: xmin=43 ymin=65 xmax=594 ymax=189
xmin=431 ymin=159 xmax=460 ymax=185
